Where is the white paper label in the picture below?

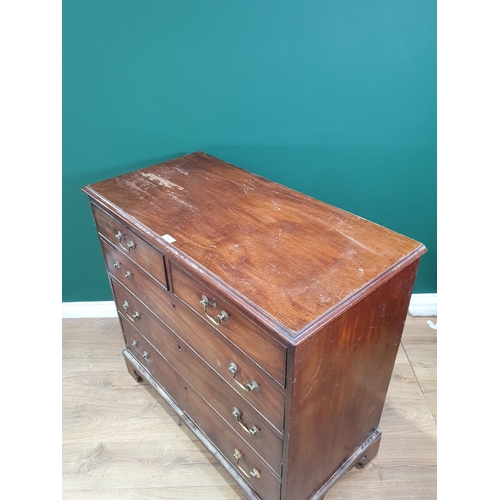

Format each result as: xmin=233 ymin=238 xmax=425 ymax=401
xmin=162 ymin=234 xmax=176 ymax=244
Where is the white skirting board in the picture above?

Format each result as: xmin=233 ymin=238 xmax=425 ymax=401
xmin=62 ymin=294 xmax=437 ymax=319
xmin=408 ymin=293 xmax=437 ymax=317
xmin=62 ymin=301 xmax=118 ymax=319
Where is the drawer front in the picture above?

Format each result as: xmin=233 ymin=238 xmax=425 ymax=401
xmin=92 ymin=204 xmax=167 ymax=286
xmin=117 ymin=295 xmax=283 ymax=474
xmin=122 ymin=336 xmax=281 ymax=500
xmin=171 ymin=263 xmax=286 ymax=386
xmin=107 ymin=253 xmax=285 ymax=431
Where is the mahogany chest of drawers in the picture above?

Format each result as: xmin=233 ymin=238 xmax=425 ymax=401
xmin=83 ymin=152 xmax=426 ymax=500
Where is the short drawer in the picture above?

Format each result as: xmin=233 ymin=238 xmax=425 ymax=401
xmin=92 ymin=203 xmax=167 ymax=286
xmin=102 ymin=239 xmax=169 ymax=300
xmin=123 ymin=343 xmax=281 ymax=500
xmin=170 ymin=262 xmax=286 ymax=386
xmin=119 ymin=308 xmax=283 ymax=474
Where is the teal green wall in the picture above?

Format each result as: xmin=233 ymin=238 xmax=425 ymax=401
xmin=63 ymin=0 xmax=436 ymax=302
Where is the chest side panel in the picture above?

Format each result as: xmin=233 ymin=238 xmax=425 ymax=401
xmin=284 ymin=259 xmax=420 ymax=500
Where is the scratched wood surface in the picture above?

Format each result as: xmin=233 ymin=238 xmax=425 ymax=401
xmin=62 ymin=316 xmax=437 ymax=499
xmin=84 ymin=152 xmax=425 ymax=332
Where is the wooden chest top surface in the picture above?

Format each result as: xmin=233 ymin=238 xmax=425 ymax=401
xmin=85 ymin=151 xmax=425 ymax=334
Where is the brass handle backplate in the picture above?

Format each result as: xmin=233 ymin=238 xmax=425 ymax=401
xmin=200 ymin=295 xmax=229 ymax=325
xmin=232 ymin=408 xmax=260 ymax=436
xmin=115 ymin=231 xmax=135 ymax=252
xmin=233 ymin=449 xmax=260 ymax=479
xmin=122 ymin=301 xmax=141 ymax=322
xmin=228 ymin=362 xmax=259 ymax=392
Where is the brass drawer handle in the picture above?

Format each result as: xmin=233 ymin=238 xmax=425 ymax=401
xmin=200 ymin=295 xmax=229 ymax=325
xmin=232 ymin=407 xmax=260 ymax=436
xmin=130 ymin=340 xmax=149 ymax=362
xmin=228 ymin=362 xmax=259 ymax=392
xmin=115 ymin=231 xmax=135 ymax=252
xmin=122 ymin=301 xmax=141 ymax=322
xmin=233 ymin=449 xmax=260 ymax=479
xmin=112 ymin=261 xmax=132 ymax=279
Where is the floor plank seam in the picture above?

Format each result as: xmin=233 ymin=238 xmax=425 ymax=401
xmin=374 ymin=464 xmax=437 ymax=469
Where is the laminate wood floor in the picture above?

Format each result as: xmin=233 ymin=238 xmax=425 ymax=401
xmin=62 ymin=315 xmax=437 ymax=499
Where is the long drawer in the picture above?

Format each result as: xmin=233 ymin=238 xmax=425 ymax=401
xmin=121 ymin=330 xmax=281 ymax=500
xmin=113 ymin=278 xmax=283 ymax=473
xmin=102 ymin=239 xmax=285 ymax=431
xmin=93 ymin=203 xmax=167 ymax=286
xmin=170 ymin=263 xmax=286 ymax=386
